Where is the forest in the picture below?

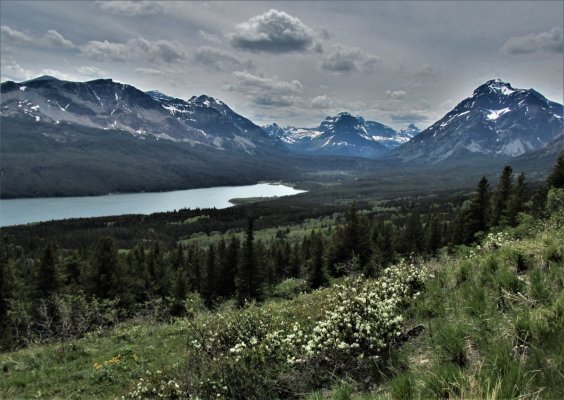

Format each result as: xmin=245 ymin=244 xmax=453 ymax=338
xmin=1 ymin=153 xmax=562 ymax=352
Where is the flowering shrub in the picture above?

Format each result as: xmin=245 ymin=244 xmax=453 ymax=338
xmin=482 ymin=231 xmax=512 ymax=251
xmin=184 ymin=261 xmax=428 ymax=398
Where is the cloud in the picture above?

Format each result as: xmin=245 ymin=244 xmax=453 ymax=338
xmin=500 ymin=27 xmax=563 ymax=55
xmin=135 ymin=67 xmax=166 ymax=76
xmin=321 ymin=44 xmax=379 ymax=75
xmin=386 ymin=90 xmax=407 ymax=100
xmin=1 ymin=26 xmax=75 ymax=49
xmin=74 ymin=66 xmax=105 ymax=77
xmin=390 ymin=112 xmax=428 ymax=124
xmin=0 ymin=25 xmax=33 ymax=45
xmin=193 ymin=46 xmax=254 ymax=71
xmin=226 ymin=70 xmax=303 ymax=108
xmin=309 ymin=95 xmax=334 ymax=109
xmin=229 ymin=9 xmax=315 ymax=53
xmin=198 ymin=29 xmax=222 ymax=45
xmin=80 ymin=37 xmax=185 ymax=63
xmin=0 ymin=57 xmax=76 ymax=82
xmin=96 ymin=1 xmax=169 ymax=16
xmin=45 ymin=30 xmax=75 ymax=48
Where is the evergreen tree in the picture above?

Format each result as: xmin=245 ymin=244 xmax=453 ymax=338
xmin=491 ymin=165 xmax=513 ymax=226
xmin=203 ymin=244 xmax=216 ymax=306
xmin=547 ymin=151 xmax=564 ymax=189
xmin=236 ymin=217 xmax=258 ymax=305
xmin=36 ymin=243 xmax=59 ymax=298
xmin=424 ymin=214 xmax=442 ymax=254
xmin=90 ymin=237 xmax=121 ymax=299
xmin=402 ymin=212 xmax=424 ymax=254
xmin=463 ymin=176 xmax=491 ymax=243
xmin=308 ymin=232 xmax=327 ymax=289
xmin=507 ymin=173 xmax=526 ymax=226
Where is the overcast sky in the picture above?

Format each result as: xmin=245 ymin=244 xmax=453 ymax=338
xmin=1 ymin=1 xmax=563 ymax=128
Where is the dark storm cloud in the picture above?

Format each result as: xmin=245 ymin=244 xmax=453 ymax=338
xmin=321 ymin=44 xmax=379 ymax=75
xmin=229 ymin=9 xmax=315 ymax=53
xmin=500 ymin=27 xmax=563 ymax=55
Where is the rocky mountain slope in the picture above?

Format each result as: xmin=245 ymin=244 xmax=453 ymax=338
xmin=390 ymin=79 xmax=563 ymax=164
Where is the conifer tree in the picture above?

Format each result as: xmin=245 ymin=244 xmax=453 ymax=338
xmin=463 ymin=176 xmax=491 ymax=243
xmin=402 ymin=212 xmax=424 ymax=254
xmin=507 ymin=173 xmax=526 ymax=226
xmin=308 ymin=232 xmax=327 ymax=289
xmin=491 ymin=165 xmax=513 ymax=227
xmin=91 ymin=237 xmax=120 ymax=299
xmin=36 ymin=243 xmax=59 ymax=298
xmin=203 ymin=244 xmax=216 ymax=306
xmin=424 ymin=214 xmax=442 ymax=254
xmin=547 ymin=151 xmax=564 ymax=189
xmin=236 ymin=217 xmax=258 ymax=305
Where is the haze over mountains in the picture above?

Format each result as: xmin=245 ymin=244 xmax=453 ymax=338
xmin=0 ymin=76 xmax=562 ymax=197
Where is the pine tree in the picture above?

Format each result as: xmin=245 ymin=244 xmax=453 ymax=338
xmin=308 ymin=232 xmax=327 ymax=289
xmin=507 ymin=173 xmax=526 ymax=226
xmin=36 ymin=243 xmax=59 ymax=298
xmin=463 ymin=176 xmax=491 ymax=243
xmin=547 ymin=151 xmax=564 ymax=188
xmin=90 ymin=237 xmax=121 ymax=299
xmin=402 ymin=212 xmax=424 ymax=254
xmin=491 ymin=166 xmax=513 ymax=227
xmin=203 ymin=244 xmax=216 ymax=306
xmin=236 ymin=217 xmax=258 ymax=306
xmin=425 ymin=214 xmax=443 ymax=254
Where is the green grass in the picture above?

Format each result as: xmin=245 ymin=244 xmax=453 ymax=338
xmin=2 ymin=213 xmax=563 ymax=399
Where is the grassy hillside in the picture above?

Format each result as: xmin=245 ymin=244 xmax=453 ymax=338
xmin=1 ymin=211 xmax=562 ymax=399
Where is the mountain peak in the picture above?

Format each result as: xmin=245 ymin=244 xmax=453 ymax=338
xmin=23 ymin=75 xmax=60 ymax=83
xmin=473 ymin=78 xmax=516 ymax=96
xmin=189 ymin=94 xmax=222 ymax=105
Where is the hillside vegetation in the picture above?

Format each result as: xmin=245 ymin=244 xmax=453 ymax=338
xmin=1 ymin=208 xmax=562 ymax=399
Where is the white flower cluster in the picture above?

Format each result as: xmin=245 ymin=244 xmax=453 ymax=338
xmin=288 ymin=261 xmax=427 ymax=364
xmin=482 ymin=231 xmax=512 ymax=251
xmin=121 ymin=370 xmax=184 ymax=399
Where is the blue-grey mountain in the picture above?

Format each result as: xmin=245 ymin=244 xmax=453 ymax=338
xmin=263 ymin=113 xmax=419 ymax=159
xmin=390 ymin=79 xmax=563 ymax=164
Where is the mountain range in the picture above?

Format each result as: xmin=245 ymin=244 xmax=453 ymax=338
xmin=263 ymin=114 xmax=419 ymax=158
xmin=0 ymin=76 xmax=562 ymax=198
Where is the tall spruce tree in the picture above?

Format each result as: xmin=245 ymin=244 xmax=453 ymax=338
xmin=236 ymin=217 xmax=258 ymax=306
xmin=91 ymin=237 xmax=120 ymax=299
xmin=547 ymin=151 xmax=564 ymax=189
xmin=507 ymin=173 xmax=526 ymax=226
xmin=36 ymin=243 xmax=59 ymax=299
xmin=463 ymin=176 xmax=491 ymax=243
xmin=491 ymin=165 xmax=513 ymax=227
xmin=308 ymin=232 xmax=327 ymax=289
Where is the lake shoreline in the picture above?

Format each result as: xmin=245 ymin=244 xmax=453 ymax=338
xmin=0 ymin=183 xmax=306 ymax=228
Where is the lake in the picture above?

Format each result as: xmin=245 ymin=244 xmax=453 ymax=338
xmin=0 ymin=183 xmax=306 ymax=227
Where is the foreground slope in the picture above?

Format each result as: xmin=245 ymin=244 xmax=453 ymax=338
xmin=1 ymin=211 xmax=562 ymax=399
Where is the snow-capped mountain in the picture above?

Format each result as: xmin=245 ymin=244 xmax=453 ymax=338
xmin=0 ymin=76 xmax=291 ymax=198
xmin=390 ymin=79 xmax=563 ymax=164
xmin=263 ymin=113 xmax=419 ymax=158
xmin=0 ymin=76 xmax=278 ymax=154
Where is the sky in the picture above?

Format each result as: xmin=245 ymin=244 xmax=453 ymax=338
xmin=1 ymin=1 xmax=563 ymax=129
